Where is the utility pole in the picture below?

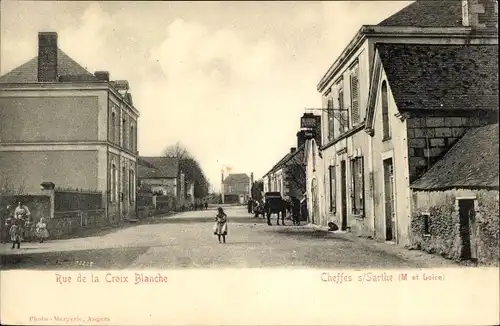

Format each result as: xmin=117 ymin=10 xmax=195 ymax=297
xmin=220 ymin=170 xmax=225 ymax=204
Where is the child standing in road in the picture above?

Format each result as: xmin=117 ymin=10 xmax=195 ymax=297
xmin=214 ymin=207 xmax=228 ymax=244
xmin=36 ymin=217 xmax=49 ymax=243
xmin=9 ymin=219 xmax=21 ymax=249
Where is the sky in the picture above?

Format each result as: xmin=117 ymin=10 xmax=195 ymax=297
xmin=1 ymin=1 xmax=412 ymax=191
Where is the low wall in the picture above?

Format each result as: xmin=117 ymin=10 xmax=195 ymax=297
xmin=156 ymin=195 xmax=176 ymax=212
xmin=410 ymin=188 xmax=499 ymax=265
xmin=49 ymin=209 xmax=108 ymax=239
xmin=54 ymin=190 xmax=103 ymax=211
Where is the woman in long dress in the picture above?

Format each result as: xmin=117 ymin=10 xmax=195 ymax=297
xmin=36 ymin=217 xmax=49 ymax=243
xmin=214 ymin=207 xmax=228 ymax=244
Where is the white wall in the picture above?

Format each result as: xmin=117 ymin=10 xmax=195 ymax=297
xmin=370 ymin=63 xmax=410 ymax=245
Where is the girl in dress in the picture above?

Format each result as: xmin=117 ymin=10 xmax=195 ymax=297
xmin=9 ymin=219 xmax=21 ymax=249
xmin=214 ymin=207 xmax=228 ymax=244
xmin=36 ymin=217 xmax=49 ymax=243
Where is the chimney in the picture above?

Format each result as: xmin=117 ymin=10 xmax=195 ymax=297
xmin=95 ymin=71 xmax=110 ymax=81
xmin=38 ymin=32 xmax=58 ymax=82
xmin=462 ymin=0 xmax=498 ymax=30
xmin=297 ymin=131 xmax=306 ymax=149
xmin=290 ymin=147 xmax=297 ymax=154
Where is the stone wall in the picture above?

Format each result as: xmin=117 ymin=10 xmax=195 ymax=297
xmin=49 ymin=209 xmax=108 ymax=239
xmin=410 ymin=188 xmax=499 ymax=265
xmin=407 ymin=111 xmax=497 ymax=182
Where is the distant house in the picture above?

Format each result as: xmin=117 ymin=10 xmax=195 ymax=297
xmin=0 ymin=32 xmax=139 ymax=222
xmin=263 ymin=130 xmax=308 ymax=198
xmin=222 ymin=173 xmax=250 ymax=204
xmin=138 ymin=157 xmax=179 ymax=197
xmin=410 ymin=123 xmax=499 ymax=265
xmin=137 ymin=156 xmax=195 ymax=206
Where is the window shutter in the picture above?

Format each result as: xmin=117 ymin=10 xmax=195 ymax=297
xmin=359 ymin=157 xmax=365 ymax=215
xmin=350 ymin=67 xmax=360 ymax=126
xmin=328 ymin=98 xmax=335 ymax=141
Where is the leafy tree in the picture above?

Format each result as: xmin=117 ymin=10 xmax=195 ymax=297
xmin=283 ymin=151 xmax=307 ymax=198
xmin=251 ymin=180 xmax=264 ymax=201
xmin=164 ymin=142 xmax=209 ymax=199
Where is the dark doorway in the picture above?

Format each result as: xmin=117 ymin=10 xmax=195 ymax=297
xmin=340 ymin=160 xmax=347 ymax=231
xmin=383 ymin=158 xmax=395 ymax=241
xmin=458 ymin=199 xmax=477 ymax=261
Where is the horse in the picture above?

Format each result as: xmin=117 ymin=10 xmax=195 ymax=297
xmin=265 ymin=198 xmax=288 ymax=226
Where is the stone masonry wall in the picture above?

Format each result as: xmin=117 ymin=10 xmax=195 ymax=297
xmin=407 ymin=111 xmax=497 ymax=183
xmin=410 ymin=189 xmax=499 ymax=265
xmin=49 ymin=209 xmax=108 ymax=239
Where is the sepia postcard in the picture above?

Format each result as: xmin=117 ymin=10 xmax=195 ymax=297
xmin=0 ymin=0 xmax=499 ymax=325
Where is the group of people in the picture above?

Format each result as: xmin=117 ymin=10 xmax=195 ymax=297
xmin=3 ymin=201 xmax=49 ymax=249
xmin=179 ymin=201 xmax=209 ymax=212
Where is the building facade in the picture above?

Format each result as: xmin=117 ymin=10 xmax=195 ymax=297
xmin=263 ymin=129 xmax=308 ymax=200
xmin=0 ymin=32 xmax=139 ymax=222
xmin=306 ymin=0 xmax=498 ymax=246
xmin=138 ymin=157 xmax=179 ymax=197
xmin=409 ymin=123 xmax=499 ymax=265
xmin=222 ymin=173 xmax=251 ymax=204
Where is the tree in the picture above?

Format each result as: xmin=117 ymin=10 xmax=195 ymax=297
xmin=251 ymin=180 xmax=264 ymax=201
xmin=0 ymin=177 xmax=26 ymax=229
xmin=284 ymin=152 xmax=307 ymax=198
xmin=164 ymin=141 xmax=192 ymax=159
xmin=163 ymin=142 xmax=209 ymax=199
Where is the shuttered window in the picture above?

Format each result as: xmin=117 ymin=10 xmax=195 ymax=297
xmin=350 ymin=63 xmax=360 ymax=126
xmin=350 ymin=156 xmax=365 ymax=216
xmin=327 ymin=97 xmax=335 ymax=141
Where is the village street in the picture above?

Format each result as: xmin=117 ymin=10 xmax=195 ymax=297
xmin=0 ymin=206 xmax=458 ymax=270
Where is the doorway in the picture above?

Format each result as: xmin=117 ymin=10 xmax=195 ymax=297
xmin=311 ymin=178 xmax=319 ymax=224
xmin=340 ymin=160 xmax=347 ymax=231
xmin=383 ymin=158 xmax=395 ymax=241
xmin=458 ymin=199 xmax=477 ymax=261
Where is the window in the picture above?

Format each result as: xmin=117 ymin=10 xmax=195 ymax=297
xmin=110 ymin=162 xmax=117 ymax=202
xmin=130 ymin=124 xmax=134 ymax=152
xmin=350 ymin=63 xmax=360 ymax=127
xmin=329 ymin=165 xmax=336 ymax=213
xmin=381 ymin=81 xmax=391 ymax=140
xmin=129 ymin=169 xmax=135 ymax=203
xmin=122 ymin=117 xmax=127 ymax=148
xmin=422 ymin=212 xmax=430 ymax=235
xmin=327 ymin=96 xmax=335 ymax=141
xmin=336 ymin=78 xmax=348 ymax=133
xmin=120 ymin=167 xmax=127 ymax=201
xmin=350 ymin=156 xmax=365 ymax=216
xmin=111 ymin=111 xmax=116 ymax=143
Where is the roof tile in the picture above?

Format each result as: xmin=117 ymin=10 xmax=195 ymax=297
xmin=138 ymin=157 xmax=179 ymax=179
xmin=377 ymin=43 xmax=499 ymax=111
xmin=0 ymin=48 xmax=97 ymax=83
xmin=378 ymin=0 xmax=463 ymax=27
xmin=223 ymin=173 xmax=250 ymax=184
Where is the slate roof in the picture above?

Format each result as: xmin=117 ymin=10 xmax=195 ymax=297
xmin=377 ymin=43 xmax=499 ymax=111
xmin=138 ymin=157 xmax=179 ymax=179
xmin=0 ymin=48 xmax=97 ymax=83
xmin=263 ymin=145 xmax=305 ymax=177
xmin=411 ymin=123 xmax=499 ymax=191
xmin=378 ymin=0 xmax=463 ymax=27
xmin=223 ymin=173 xmax=250 ymax=185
